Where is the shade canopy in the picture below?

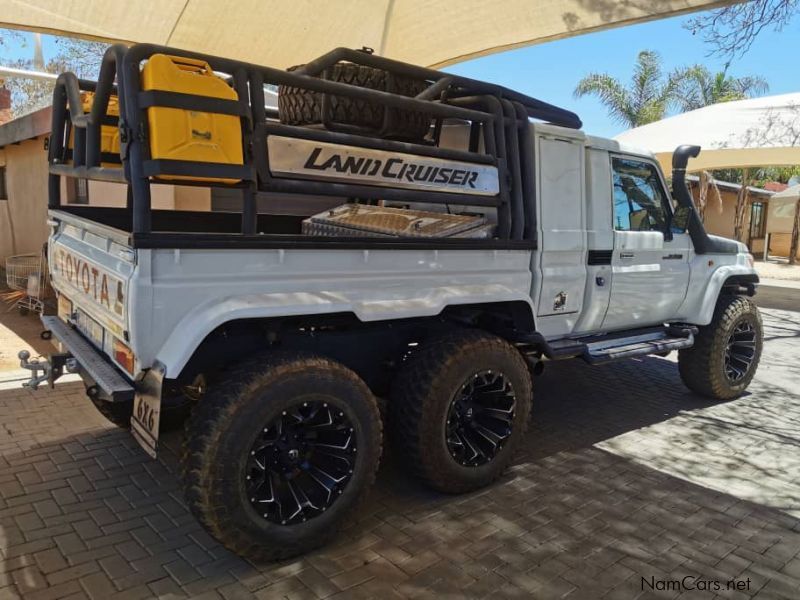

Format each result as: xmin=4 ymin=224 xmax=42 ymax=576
xmin=615 ymin=93 xmax=800 ymax=173
xmin=0 ymin=0 xmax=733 ymax=69
xmin=767 ymin=184 xmax=800 ymax=235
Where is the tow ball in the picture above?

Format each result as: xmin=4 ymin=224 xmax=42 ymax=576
xmin=17 ymin=350 xmax=76 ymax=390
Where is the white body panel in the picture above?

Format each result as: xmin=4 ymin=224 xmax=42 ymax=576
xmin=533 ymin=132 xmax=587 ymax=339
xmin=133 ymin=247 xmax=533 ymax=377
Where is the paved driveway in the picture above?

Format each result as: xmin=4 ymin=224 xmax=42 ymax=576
xmin=1 ymin=307 xmax=799 ymax=599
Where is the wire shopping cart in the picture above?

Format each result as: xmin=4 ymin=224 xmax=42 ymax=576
xmin=4 ymin=247 xmax=51 ymax=315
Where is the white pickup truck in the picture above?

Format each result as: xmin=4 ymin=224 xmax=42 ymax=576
xmin=21 ymin=44 xmax=762 ymax=560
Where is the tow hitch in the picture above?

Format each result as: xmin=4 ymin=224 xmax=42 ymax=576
xmin=17 ymin=350 xmax=75 ymax=390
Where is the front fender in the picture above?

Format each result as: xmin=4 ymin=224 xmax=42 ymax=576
xmin=154 ymin=285 xmax=534 ymax=378
xmin=689 ymin=263 xmax=758 ymax=326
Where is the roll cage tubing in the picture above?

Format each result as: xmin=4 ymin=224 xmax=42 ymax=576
xmin=47 ymin=43 xmax=582 ymax=245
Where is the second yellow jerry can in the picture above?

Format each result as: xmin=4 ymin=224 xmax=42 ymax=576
xmin=68 ymin=92 xmax=121 ymax=167
xmin=141 ymin=54 xmax=244 ymax=184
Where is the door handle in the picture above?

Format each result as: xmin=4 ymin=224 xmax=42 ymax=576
xmin=662 ymin=253 xmax=684 ymax=260
xmin=619 ymin=252 xmax=634 ymax=260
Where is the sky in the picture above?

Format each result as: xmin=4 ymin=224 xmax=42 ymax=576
xmin=445 ymin=9 xmax=800 ymax=139
xmin=2 ymin=7 xmax=799 ymax=139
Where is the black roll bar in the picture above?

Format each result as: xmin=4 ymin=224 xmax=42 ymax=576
xmin=86 ymin=45 xmax=127 ymax=169
xmin=294 ymin=47 xmax=582 ymax=129
xmin=47 ymin=42 xmax=577 ymax=244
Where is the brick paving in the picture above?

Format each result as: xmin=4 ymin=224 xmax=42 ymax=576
xmin=0 ymin=308 xmax=799 ymax=599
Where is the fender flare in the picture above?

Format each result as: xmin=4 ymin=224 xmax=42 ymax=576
xmin=153 ymin=287 xmax=536 ymax=378
xmin=693 ymin=266 xmax=759 ymax=326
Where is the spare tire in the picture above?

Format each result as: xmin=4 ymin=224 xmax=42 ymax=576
xmin=278 ymin=63 xmax=433 ymax=142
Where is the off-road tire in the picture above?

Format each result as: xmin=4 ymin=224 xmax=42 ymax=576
xmin=279 ymin=63 xmax=432 ymax=142
xmin=90 ymin=395 xmax=192 ymax=432
xmin=181 ymin=352 xmax=382 ymax=562
xmin=679 ymin=295 xmax=763 ymax=400
xmin=390 ymin=330 xmax=532 ymax=494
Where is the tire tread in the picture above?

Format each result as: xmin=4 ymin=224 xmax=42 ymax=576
xmin=679 ymin=295 xmax=762 ymax=400
xmin=181 ymin=352 xmax=382 ymax=561
xmin=390 ymin=330 xmax=531 ymax=494
xmin=279 ymin=63 xmax=431 ymax=142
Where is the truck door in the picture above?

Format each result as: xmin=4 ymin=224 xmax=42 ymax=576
xmin=601 ymin=156 xmax=690 ymax=330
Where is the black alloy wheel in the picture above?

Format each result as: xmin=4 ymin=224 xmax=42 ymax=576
xmin=246 ymin=400 xmax=357 ymax=525
xmin=724 ymin=320 xmax=757 ymax=382
xmin=446 ymin=370 xmax=515 ymax=467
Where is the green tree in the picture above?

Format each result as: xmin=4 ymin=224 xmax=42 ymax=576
xmin=675 ymin=66 xmax=769 ymax=112
xmin=1 ymin=29 xmax=109 ymax=118
xmin=710 ymin=166 xmax=800 ymax=187
xmin=573 ymin=50 xmax=683 ymax=128
xmin=5 ymin=56 xmax=69 ymax=118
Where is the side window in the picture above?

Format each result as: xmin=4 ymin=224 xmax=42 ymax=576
xmin=611 ymin=157 xmax=669 ymax=232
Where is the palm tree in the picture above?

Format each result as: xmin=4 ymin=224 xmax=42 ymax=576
xmin=573 ymin=50 xmax=682 ymax=128
xmin=675 ymin=66 xmax=769 ymax=112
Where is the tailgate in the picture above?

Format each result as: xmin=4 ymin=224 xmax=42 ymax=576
xmin=48 ymin=213 xmax=134 ymax=370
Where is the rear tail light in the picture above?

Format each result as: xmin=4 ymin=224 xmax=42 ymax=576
xmin=113 ymin=339 xmax=135 ymax=374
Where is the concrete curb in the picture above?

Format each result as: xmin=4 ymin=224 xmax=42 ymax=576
xmin=760 ymin=278 xmax=800 ymax=290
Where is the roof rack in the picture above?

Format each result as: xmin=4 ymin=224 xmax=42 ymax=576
xmin=47 ymin=43 xmax=582 ymax=244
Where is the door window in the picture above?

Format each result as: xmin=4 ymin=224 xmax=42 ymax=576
xmin=611 ymin=157 xmax=669 ymax=232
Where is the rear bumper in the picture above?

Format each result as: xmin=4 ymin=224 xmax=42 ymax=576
xmin=39 ymin=315 xmax=135 ymax=402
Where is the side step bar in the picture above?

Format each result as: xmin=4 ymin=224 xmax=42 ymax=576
xmin=516 ymin=325 xmax=697 ymax=364
xmin=582 ymin=327 xmax=695 ymax=364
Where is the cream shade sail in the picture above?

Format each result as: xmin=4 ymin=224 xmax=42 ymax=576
xmin=767 ymin=184 xmax=800 ymax=235
xmin=0 ymin=0 xmax=734 ymax=69
xmin=615 ymin=93 xmax=800 ymax=173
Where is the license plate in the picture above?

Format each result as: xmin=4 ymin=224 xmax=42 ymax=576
xmin=75 ymin=310 xmax=104 ymax=350
xmin=131 ymin=394 xmax=161 ymax=458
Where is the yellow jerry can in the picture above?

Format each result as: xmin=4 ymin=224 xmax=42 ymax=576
xmin=68 ymin=92 xmax=121 ymax=167
xmin=141 ymin=54 xmax=244 ymax=184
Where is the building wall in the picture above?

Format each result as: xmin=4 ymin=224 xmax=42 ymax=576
xmin=689 ymin=185 xmax=754 ymax=240
xmin=687 ymin=184 xmax=781 ymax=255
xmin=699 ymin=188 xmax=738 ymax=239
xmin=0 ymin=137 xmax=50 ymax=263
xmin=80 ymin=181 xmax=191 ymax=210
xmin=767 ymin=233 xmax=799 ymax=259
xmin=174 ymin=185 xmax=211 ymax=211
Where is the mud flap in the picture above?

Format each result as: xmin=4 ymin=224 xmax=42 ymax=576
xmin=131 ymin=363 xmax=165 ymax=458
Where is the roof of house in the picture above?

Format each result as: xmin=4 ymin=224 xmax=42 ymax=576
xmin=0 ymin=106 xmax=51 ymax=148
xmin=685 ymin=174 xmax=774 ymax=198
xmin=763 ymin=181 xmax=789 ymax=193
